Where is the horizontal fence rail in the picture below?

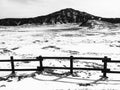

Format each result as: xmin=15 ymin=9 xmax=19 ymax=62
xmin=42 ymin=57 xmax=104 ymax=60
xmin=0 ymin=59 xmax=38 ymax=62
xmin=40 ymin=67 xmax=103 ymax=71
xmin=107 ymin=60 xmax=120 ymax=63
xmin=0 ymin=56 xmax=120 ymax=78
xmin=0 ymin=69 xmax=37 ymax=71
xmin=0 ymin=57 xmax=104 ymax=62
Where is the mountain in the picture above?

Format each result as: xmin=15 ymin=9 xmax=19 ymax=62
xmin=0 ymin=8 xmax=120 ymax=26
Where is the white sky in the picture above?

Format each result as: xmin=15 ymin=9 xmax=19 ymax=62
xmin=0 ymin=0 xmax=120 ymax=19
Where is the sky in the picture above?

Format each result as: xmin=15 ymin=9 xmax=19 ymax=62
xmin=0 ymin=0 xmax=120 ymax=19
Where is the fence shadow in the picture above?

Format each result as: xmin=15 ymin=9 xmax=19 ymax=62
xmin=1 ymin=71 xmax=120 ymax=86
xmin=32 ymin=72 xmax=120 ymax=86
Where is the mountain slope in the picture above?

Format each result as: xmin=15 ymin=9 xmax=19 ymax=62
xmin=0 ymin=8 xmax=120 ymax=26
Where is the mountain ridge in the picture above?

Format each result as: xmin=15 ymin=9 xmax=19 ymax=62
xmin=0 ymin=8 xmax=120 ymax=26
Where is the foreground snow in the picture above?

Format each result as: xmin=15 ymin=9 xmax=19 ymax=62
xmin=1 ymin=72 xmax=120 ymax=90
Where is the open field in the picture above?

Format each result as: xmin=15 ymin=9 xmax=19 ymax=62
xmin=0 ymin=24 xmax=120 ymax=90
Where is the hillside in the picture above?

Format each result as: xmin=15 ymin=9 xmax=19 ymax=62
xmin=0 ymin=8 xmax=120 ymax=26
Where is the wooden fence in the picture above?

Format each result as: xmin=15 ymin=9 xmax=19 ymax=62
xmin=0 ymin=56 xmax=120 ymax=78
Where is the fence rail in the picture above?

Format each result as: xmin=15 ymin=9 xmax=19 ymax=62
xmin=0 ymin=56 xmax=120 ymax=78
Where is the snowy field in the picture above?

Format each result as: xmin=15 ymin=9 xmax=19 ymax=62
xmin=0 ymin=24 xmax=120 ymax=90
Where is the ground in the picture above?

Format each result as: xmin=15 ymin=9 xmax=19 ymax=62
xmin=0 ymin=23 xmax=120 ymax=90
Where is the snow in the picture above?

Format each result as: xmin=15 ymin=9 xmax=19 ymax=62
xmin=0 ymin=24 xmax=120 ymax=89
xmin=1 ymin=73 xmax=120 ymax=90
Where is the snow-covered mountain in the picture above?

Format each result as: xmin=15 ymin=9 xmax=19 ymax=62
xmin=0 ymin=8 xmax=120 ymax=26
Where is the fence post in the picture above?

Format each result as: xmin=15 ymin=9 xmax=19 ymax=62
xmin=10 ymin=56 xmax=15 ymax=74
xmin=37 ymin=56 xmax=44 ymax=72
xmin=70 ymin=56 xmax=73 ymax=74
xmin=102 ymin=56 xmax=109 ymax=78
